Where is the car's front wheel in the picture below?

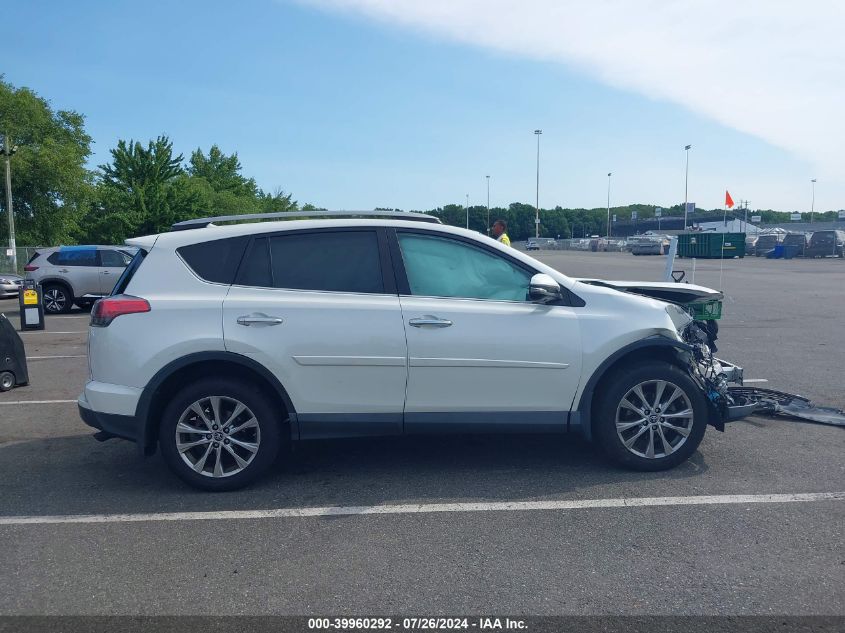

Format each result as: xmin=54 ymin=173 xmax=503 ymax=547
xmin=594 ymin=362 xmax=708 ymax=471
xmin=159 ymin=378 xmax=281 ymax=491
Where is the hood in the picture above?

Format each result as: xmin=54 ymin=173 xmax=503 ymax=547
xmin=575 ymin=278 xmax=722 ymax=305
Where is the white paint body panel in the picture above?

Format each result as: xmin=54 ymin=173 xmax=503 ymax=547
xmin=400 ymin=296 xmax=582 ymax=414
xmin=222 ymin=286 xmax=408 ymax=415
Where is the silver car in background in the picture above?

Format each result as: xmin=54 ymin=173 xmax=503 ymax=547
xmin=24 ymin=245 xmax=134 ymax=313
xmin=0 ymin=273 xmax=23 ymax=299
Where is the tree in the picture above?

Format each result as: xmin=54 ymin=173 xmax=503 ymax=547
xmin=0 ymin=77 xmax=94 ymax=245
xmin=94 ymin=136 xmax=204 ymax=236
xmin=188 ymin=145 xmax=258 ymax=198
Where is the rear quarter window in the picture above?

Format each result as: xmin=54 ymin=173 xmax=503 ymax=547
xmin=177 ymin=236 xmax=249 ymax=284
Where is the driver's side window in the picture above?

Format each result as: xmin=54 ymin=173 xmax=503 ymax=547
xmin=398 ymin=233 xmax=531 ymax=301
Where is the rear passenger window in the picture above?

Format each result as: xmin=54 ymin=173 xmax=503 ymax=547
xmin=238 ymin=230 xmax=384 ymax=293
xmin=99 ymin=250 xmax=128 ymax=267
xmin=177 ymin=236 xmax=249 ymax=284
xmin=48 ymin=249 xmax=98 ymax=266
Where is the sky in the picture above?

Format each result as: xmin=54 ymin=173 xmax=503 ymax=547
xmin=3 ymin=0 xmax=843 ymax=212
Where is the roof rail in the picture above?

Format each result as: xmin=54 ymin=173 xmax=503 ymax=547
xmin=170 ymin=210 xmax=441 ymax=231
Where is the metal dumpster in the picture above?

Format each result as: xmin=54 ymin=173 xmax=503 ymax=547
xmin=677 ymin=232 xmax=746 ymax=258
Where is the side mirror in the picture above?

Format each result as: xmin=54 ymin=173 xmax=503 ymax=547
xmin=529 ymin=273 xmax=562 ymax=303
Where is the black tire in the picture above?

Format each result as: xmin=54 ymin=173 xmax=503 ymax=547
xmin=159 ymin=378 xmax=282 ymax=491
xmin=42 ymin=283 xmax=73 ymax=314
xmin=0 ymin=371 xmax=14 ymax=392
xmin=593 ymin=361 xmax=708 ymax=471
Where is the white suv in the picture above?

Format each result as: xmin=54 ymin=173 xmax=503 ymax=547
xmin=78 ymin=211 xmax=750 ymax=490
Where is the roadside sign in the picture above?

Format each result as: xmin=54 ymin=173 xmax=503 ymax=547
xmin=685 ymin=202 xmax=695 ymax=213
xmin=612 ymin=214 xmax=617 ymax=222
xmin=631 ymin=211 xmax=638 ymax=220
xmin=751 ymin=215 xmax=762 ymax=223
xmin=790 ymin=213 xmax=802 ymax=221
xmin=839 ymin=210 xmax=845 ymax=219
xmin=534 ymin=218 xmax=540 ymax=224
xmin=655 ymin=208 xmax=662 ymax=217
xmin=4 ymin=248 xmax=12 ymax=257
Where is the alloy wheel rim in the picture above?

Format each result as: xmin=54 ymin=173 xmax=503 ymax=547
xmin=615 ymin=380 xmax=693 ymax=459
xmin=0 ymin=374 xmax=12 ymax=389
xmin=44 ymin=289 xmax=66 ymax=312
xmin=175 ymin=395 xmax=260 ymax=478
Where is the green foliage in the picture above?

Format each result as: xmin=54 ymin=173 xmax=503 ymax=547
xmin=0 ymin=76 xmax=94 ymax=245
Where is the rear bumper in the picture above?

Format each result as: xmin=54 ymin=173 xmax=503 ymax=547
xmin=78 ymin=394 xmax=140 ymax=443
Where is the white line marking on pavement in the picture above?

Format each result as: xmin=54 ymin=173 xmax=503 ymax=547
xmin=743 ymin=379 xmax=769 ymax=383
xmin=25 ymin=355 xmax=86 ymax=360
xmin=20 ymin=331 xmax=86 ymax=335
xmin=0 ymin=399 xmax=76 ymax=406
xmin=0 ymin=492 xmax=841 ymax=527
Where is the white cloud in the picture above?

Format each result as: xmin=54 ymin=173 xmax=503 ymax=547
xmin=304 ymin=0 xmax=845 ymax=177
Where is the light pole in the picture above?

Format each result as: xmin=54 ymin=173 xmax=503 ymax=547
xmin=465 ymin=193 xmax=469 ymax=230
xmin=606 ymin=172 xmax=612 ymax=239
xmin=534 ymin=129 xmax=542 ymax=239
xmin=486 ymin=175 xmax=491 ymax=235
xmin=1 ymin=133 xmax=17 ymax=274
xmin=810 ymin=178 xmax=817 ymax=223
xmin=683 ymin=144 xmax=692 ymax=230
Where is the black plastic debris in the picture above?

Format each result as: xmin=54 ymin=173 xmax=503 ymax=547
xmin=728 ymin=387 xmax=845 ymax=427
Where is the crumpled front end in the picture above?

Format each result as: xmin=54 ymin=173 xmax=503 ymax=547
xmin=677 ymin=320 xmax=755 ymax=430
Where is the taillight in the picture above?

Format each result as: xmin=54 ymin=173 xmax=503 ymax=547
xmin=90 ymin=295 xmax=150 ymax=327
xmin=24 ymin=265 xmax=38 ymax=272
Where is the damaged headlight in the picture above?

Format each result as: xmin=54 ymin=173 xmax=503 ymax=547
xmin=665 ymin=303 xmax=693 ymax=335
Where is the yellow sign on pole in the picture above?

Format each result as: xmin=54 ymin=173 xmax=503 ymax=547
xmin=23 ymin=289 xmax=38 ymax=305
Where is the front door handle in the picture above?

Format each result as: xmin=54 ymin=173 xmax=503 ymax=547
xmin=237 ymin=313 xmax=284 ymax=327
xmin=409 ymin=316 xmax=453 ymax=328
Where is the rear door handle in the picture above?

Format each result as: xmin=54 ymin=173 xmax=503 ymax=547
xmin=237 ymin=313 xmax=284 ymax=327
xmin=409 ymin=316 xmax=453 ymax=328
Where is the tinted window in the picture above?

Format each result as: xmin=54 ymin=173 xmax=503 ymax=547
xmin=238 ymin=237 xmax=272 ymax=287
xmin=99 ymin=249 xmax=128 ymax=267
xmin=398 ymin=233 xmax=531 ymax=301
xmin=177 ymin=236 xmax=249 ymax=284
xmin=48 ymin=248 xmax=98 ymax=267
xmin=270 ymin=231 xmax=383 ymax=293
xmin=237 ymin=230 xmax=383 ymax=293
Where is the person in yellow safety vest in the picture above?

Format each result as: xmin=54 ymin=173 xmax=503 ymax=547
xmin=492 ymin=219 xmax=511 ymax=246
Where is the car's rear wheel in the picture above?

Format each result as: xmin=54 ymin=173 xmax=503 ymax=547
xmin=159 ymin=378 xmax=281 ymax=491
xmin=42 ymin=284 xmax=73 ymax=314
xmin=594 ymin=362 xmax=708 ymax=471
xmin=0 ymin=371 xmax=14 ymax=392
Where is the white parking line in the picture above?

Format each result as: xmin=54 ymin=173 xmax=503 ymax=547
xmin=0 ymin=492 xmax=841 ymax=527
xmin=0 ymin=399 xmax=76 ymax=405
xmin=20 ymin=331 xmax=86 ymax=335
xmin=26 ymin=355 xmax=86 ymax=360
xmin=744 ymin=379 xmax=769 ymax=383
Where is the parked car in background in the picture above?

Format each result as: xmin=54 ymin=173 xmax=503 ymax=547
xmin=628 ymin=233 xmax=669 ymax=256
xmin=804 ymin=230 xmax=845 ymax=258
xmin=525 ymin=240 xmax=540 ymax=250
xmin=745 ymin=235 xmax=758 ymax=253
xmin=0 ymin=273 xmax=23 ymax=299
xmin=782 ymin=232 xmax=810 ymax=257
xmin=24 ymin=246 xmax=134 ymax=313
xmin=752 ymin=233 xmax=783 ymax=257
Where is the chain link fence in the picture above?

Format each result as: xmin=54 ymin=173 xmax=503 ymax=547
xmin=0 ymin=247 xmax=42 ymax=275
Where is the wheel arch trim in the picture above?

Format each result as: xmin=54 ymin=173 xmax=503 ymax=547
xmin=135 ymin=351 xmax=299 ymax=454
xmin=572 ymin=335 xmax=693 ymax=441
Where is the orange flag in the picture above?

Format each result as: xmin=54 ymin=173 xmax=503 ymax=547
xmin=725 ymin=190 xmax=735 ymax=208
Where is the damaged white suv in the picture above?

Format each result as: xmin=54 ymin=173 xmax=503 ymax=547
xmin=78 ymin=211 xmax=751 ymax=490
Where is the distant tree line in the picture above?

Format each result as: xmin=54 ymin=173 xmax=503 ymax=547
xmin=1 ymin=77 xmax=841 ymax=246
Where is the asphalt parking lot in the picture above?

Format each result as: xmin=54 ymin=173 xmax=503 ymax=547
xmin=0 ymin=252 xmax=843 ymax=617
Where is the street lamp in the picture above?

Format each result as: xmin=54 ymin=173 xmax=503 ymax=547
xmin=1 ymin=133 xmax=18 ymax=273
xmin=465 ymin=193 xmax=469 ymax=230
xmin=606 ymin=172 xmax=612 ymax=239
xmin=810 ymin=178 xmax=817 ymax=223
xmin=683 ymin=144 xmax=692 ymax=230
xmin=534 ymin=130 xmax=542 ymax=239
xmin=486 ymin=175 xmax=491 ymax=235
